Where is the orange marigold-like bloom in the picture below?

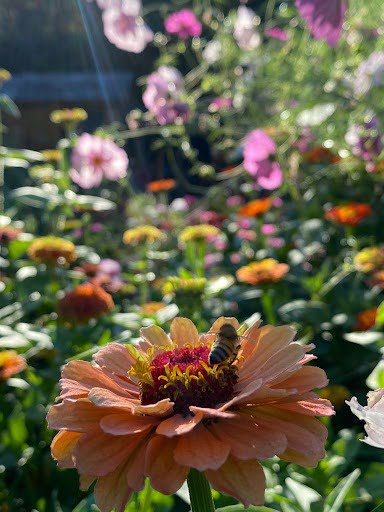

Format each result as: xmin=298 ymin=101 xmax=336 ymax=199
xmin=368 ymin=270 xmax=384 ymax=289
xmin=236 ymin=259 xmax=289 ymax=285
xmin=41 ymin=149 xmax=62 ymax=163
xmin=0 ymin=226 xmax=22 ymax=245
xmin=47 ymin=316 xmax=334 ymax=511
xmin=354 ymin=246 xmax=384 ymax=273
xmin=141 ymin=302 xmax=167 ymax=314
xmin=303 ymin=146 xmax=340 ymax=164
xmin=238 ymin=197 xmax=273 ymax=217
xmin=28 ymin=236 xmax=77 ymax=266
xmin=325 ymin=203 xmax=373 ymax=226
xmin=123 ymin=225 xmax=165 ymax=246
xmin=57 ymin=283 xmax=114 ymax=323
xmin=353 ymin=307 xmax=378 ymax=331
xmin=146 ymin=179 xmax=176 ymax=192
xmin=0 ymin=350 xmax=27 ymax=380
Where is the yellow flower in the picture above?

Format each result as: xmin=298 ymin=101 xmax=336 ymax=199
xmin=41 ymin=149 xmax=62 ymax=162
xmin=354 ymin=246 xmax=384 ymax=273
xmin=50 ymin=108 xmax=88 ymax=125
xmin=0 ymin=69 xmax=11 ymax=83
xmin=179 ymin=224 xmax=221 ymax=243
xmin=28 ymin=236 xmax=77 ymax=266
xmin=123 ymin=225 xmax=165 ymax=245
xmin=162 ymin=276 xmax=207 ymax=295
xmin=141 ymin=302 xmax=167 ymax=314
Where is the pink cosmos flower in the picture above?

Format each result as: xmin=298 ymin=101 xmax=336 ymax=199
xmin=164 ymin=9 xmax=202 ymax=39
xmin=243 ymin=130 xmax=283 ymax=190
xmin=265 ymin=27 xmax=288 ymax=41
xmin=70 ymin=133 xmax=128 ymax=189
xmin=295 ymin=0 xmax=347 ymax=47
xmin=143 ymin=66 xmax=190 ymax=125
xmin=102 ymin=0 xmax=153 ymax=54
xmin=233 ymin=6 xmax=261 ymax=51
xmin=48 ymin=316 xmax=333 ymax=511
xmin=347 ymin=388 xmax=384 ymax=449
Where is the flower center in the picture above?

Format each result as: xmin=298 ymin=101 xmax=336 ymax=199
xmin=140 ymin=345 xmax=238 ymax=416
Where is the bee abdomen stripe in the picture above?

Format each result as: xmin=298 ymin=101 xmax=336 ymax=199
xmin=211 ymin=346 xmax=231 ymax=359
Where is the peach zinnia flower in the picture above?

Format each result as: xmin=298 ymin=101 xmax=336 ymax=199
xmin=47 ymin=316 xmax=333 ymax=511
xmin=0 ymin=350 xmax=27 ymax=380
xmin=146 ymin=179 xmax=176 ymax=192
xmin=238 ymin=197 xmax=273 ymax=217
xmin=325 ymin=203 xmax=373 ymax=226
xmin=28 ymin=236 xmax=77 ymax=266
xmin=58 ymin=283 xmax=114 ymax=323
xmin=236 ymin=259 xmax=289 ymax=285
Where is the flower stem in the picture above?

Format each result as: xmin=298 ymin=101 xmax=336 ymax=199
xmin=187 ymin=469 xmax=215 ymax=512
xmin=261 ymin=286 xmax=276 ymax=325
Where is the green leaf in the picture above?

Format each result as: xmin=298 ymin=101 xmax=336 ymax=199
xmin=215 ymin=507 xmax=279 ymax=512
xmin=0 ymin=93 xmax=20 ymax=118
xmin=8 ymin=240 xmax=33 ymax=260
xmin=323 ymin=469 xmax=361 ymax=512
xmin=366 ymin=360 xmax=384 ymax=389
xmin=278 ymin=300 xmax=327 ymax=325
xmin=285 ymin=478 xmax=321 ymax=511
xmin=376 ymin=300 xmax=384 ymax=328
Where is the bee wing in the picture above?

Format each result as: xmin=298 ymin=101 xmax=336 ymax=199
xmin=199 ymin=317 xmax=240 ymax=345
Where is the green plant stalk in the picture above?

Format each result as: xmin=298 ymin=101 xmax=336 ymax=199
xmin=187 ymin=469 xmax=215 ymax=512
xmin=261 ymin=286 xmax=276 ymax=325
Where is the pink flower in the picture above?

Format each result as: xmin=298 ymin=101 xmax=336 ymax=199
xmin=295 ymin=0 xmax=347 ymax=47
xmin=230 ymin=252 xmax=242 ymax=264
xmin=268 ymin=237 xmax=285 ymax=249
xmin=233 ymin=6 xmax=261 ymax=50
xmin=102 ymin=0 xmax=153 ymax=54
xmin=209 ymin=97 xmax=233 ymax=112
xmin=261 ymin=224 xmax=277 ymax=236
xmin=265 ymin=27 xmax=288 ymax=41
xmin=164 ymin=9 xmax=202 ymax=39
xmin=226 ymin=195 xmax=243 ymax=207
xmin=238 ymin=218 xmax=252 ymax=229
xmin=243 ymin=130 xmax=283 ymax=190
xmin=143 ymin=66 xmax=190 ymax=125
xmin=48 ymin=316 xmax=333 ymax=510
xmin=238 ymin=229 xmax=257 ymax=242
xmin=70 ymin=133 xmax=128 ymax=189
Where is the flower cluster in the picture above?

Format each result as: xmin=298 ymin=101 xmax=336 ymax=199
xmin=57 ymin=283 xmax=114 ymax=323
xmin=325 ymin=203 xmax=373 ymax=226
xmin=164 ymin=9 xmax=202 ymax=39
xmin=0 ymin=350 xmax=27 ymax=380
xmin=236 ymin=259 xmax=289 ymax=285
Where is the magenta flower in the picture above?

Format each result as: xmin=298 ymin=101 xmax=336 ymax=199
xmin=265 ymin=27 xmax=288 ymax=41
xmin=102 ymin=0 xmax=153 ymax=53
xmin=233 ymin=6 xmax=261 ymax=51
xmin=209 ymin=97 xmax=233 ymax=112
xmin=295 ymin=0 xmax=346 ymax=46
xmin=243 ymin=130 xmax=283 ymax=190
xmin=70 ymin=133 xmax=128 ymax=189
xmin=261 ymin=224 xmax=277 ymax=236
xmin=164 ymin=9 xmax=202 ymax=39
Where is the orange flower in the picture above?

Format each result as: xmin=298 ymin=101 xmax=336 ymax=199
xmin=325 ymin=203 xmax=373 ymax=226
xmin=236 ymin=259 xmax=289 ymax=285
xmin=28 ymin=236 xmax=77 ymax=266
xmin=146 ymin=179 xmax=176 ymax=192
xmin=141 ymin=302 xmax=167 ymax=314
xmin=303 ymin=146 xmax=340 ymax=164
xmin=368 ymin=270 xmax=384 ymax=288
xmin=47 ymin=316 xmax=333 ymax=511
xmin=57 ymin=283 xmax=114 ymax=323
xmin=353 ymin=307 xmax=378 ymax=331
xmin=238 ymin=197 xmax=273 ymax=217
xmin=0 ymin=350 xmax=27 ymax=380
xmin=0 ymin=226 xmax=22 ymax=244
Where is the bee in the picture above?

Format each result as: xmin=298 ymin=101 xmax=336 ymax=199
xmin=208 ymin=323 xmax=244 ymax=365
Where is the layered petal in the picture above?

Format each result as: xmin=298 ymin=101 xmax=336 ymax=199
xmin=51 ymin=430 xmax=82 ymax=468
xmin=206 ymin=456 xmax=266 ymax=508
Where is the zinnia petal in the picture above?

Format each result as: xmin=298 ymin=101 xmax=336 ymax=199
xmin=156 ymin=411 xmax=204 ymax=437
xmin=47 ymin=399 xmax=112 ymax=432
xmin=170 ymin=317 xmax=200 ymax=347
xmin=94 ymin=460 xmax=134 ymax=512
xmin=173 ymin=423 xmax=230 ymax=471
xmin=100 ymin=413 xmax=159 ymax=435
xmin=206 ymin=456 xmax=266 ymax=508
xmin=145 ymin=436 xmax=189 ymax=495
xmin=51 ymin=430 xmax=82 ymax=468
xmin=93 ymin=342 xmax=136 ymax=375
